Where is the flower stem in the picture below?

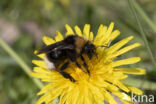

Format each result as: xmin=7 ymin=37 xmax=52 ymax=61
xmin=128 ymin=0 xmax=156 ymax=69
xmin=132 ymin=0 xmax=156 ymax=33
xmin=0 ymin=38 xmax=44 ymax=89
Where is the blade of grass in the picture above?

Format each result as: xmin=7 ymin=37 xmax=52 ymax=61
xmin=133 ymin=0 xmax=156 ymax=33
xmin=128 ymin=0 xmax=156 ymax=69
xmin=0 ymin=38 xmax=44 ymax=89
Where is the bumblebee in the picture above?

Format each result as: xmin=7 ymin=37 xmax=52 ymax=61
xmin=37 ymin=35 xmax=96 ymax=82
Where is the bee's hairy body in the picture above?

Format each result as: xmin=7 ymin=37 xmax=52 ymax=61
xmin=37 ymin=35 xmax=96 ymax=82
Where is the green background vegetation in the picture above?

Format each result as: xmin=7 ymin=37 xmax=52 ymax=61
xmin=0 ymin=0 xmax=156 ymax=103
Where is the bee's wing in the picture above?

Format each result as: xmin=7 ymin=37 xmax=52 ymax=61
xmin=37 ymin=41 xmax=74 ymax=54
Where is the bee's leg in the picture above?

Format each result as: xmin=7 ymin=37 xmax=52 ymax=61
xmin=75 ymin=60 xmax=88 ymax=73
xmin=75 ymin=61 xmax=81 ymax=69
xmin=59 ymin=61 xmax=75 ymax=82
xmin=60 ymin=71 xmax=75 ymax=82
xmin=69 ymin=57 xmax=86 ymax=73
xmin=80 ymin=55 xmax=90 ymax=75
xmin=67 ymin=51 xmax=86 ymax=73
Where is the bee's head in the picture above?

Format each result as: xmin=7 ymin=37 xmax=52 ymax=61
xmin=83 ymin=42 xmax=96 ymax=59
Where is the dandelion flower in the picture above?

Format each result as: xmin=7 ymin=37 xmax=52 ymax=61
xmin=30 ymin=22 xmax=146 ymax=104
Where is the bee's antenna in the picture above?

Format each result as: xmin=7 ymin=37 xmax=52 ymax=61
xmin=96 ymin=40 xmax=112 ymax=48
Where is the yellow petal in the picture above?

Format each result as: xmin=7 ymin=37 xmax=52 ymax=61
xmin=115 ymin=68 xmax=146 ymax=75
xmin=106 ymin=36 xmax=134 ymax=54
xmin=33 ymin=67 xmax=50 ymax=74
xmin=100 ymin=29 xmax=120 ymax=47
xmin=107 ymin=85 xmax=119 ymax=92
xmin=111 ymin=72 xmax=128 ymax=80
xmin=32 ymin=60 xmax=47 ymax=69
xmin=94 ymin=22 xmax=114 ymax=46
xmin=105 ymin=22 xmax=114 ymax=39
xmin=88 ymin=83 xmax=104 ymax=100
xmin=116 ymin=81 xmax=130 ymax=92
xmin=94 ymin=25 xmax=107 ymax=44
xmin=109 ymin=30 xmax=120 ymax=41
xmin=112 ymin=92 xmax=125 ymax=99
xmin=83 ymin=24 xmax=90 ymax=39
xmin=122 ymin=93 xmax=131 ymax=101
xmin=81 ymin=85 xmax=92 ymax=104
xmin=122 ymin=100 xmax=134 ymax=104
xmin=30 ymin=72 xmax=51 ymax=80
xmin=69 ymin=86 xmax=79 ymax=104
xmin=103 ymin=89 xmax=118 ymax=104
xmin=110 ymin=43 xmax=141 ymax=58
xmin=45 ymin=86 xmax=65 ymax=103
xmin=37 ymin=83 xmax=53 ymax=95
xmin=34 ymin=50 xmax=45 ymax=59
xmin=29 ymin=72 xmax=42 ymax=78
xmin=74 ymin=25 xmax=82 ymax=36
xmin=36 ymin=93 xmax=52 ymax=104
xmin=60 ymin=85 xmax=74 ymax=104
xmin=59 ymin=90 xmax=68 ymax=104
xmin=94 ymin=24 xmax=103 ymax=41
xmin=112 ymin=57 xmax=141 ymax=67
xmin=127 ymin=85 xmax=143 ymax=95
xmin=89 ymin=32 xmax=94 ymax=41
xmin=42 ymin=36 xmax=55 ymax=45
xmin=55 ymin=31 xmax=64 ymax=41
xmin=65 ymin=24 xmax=74 ymax=36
